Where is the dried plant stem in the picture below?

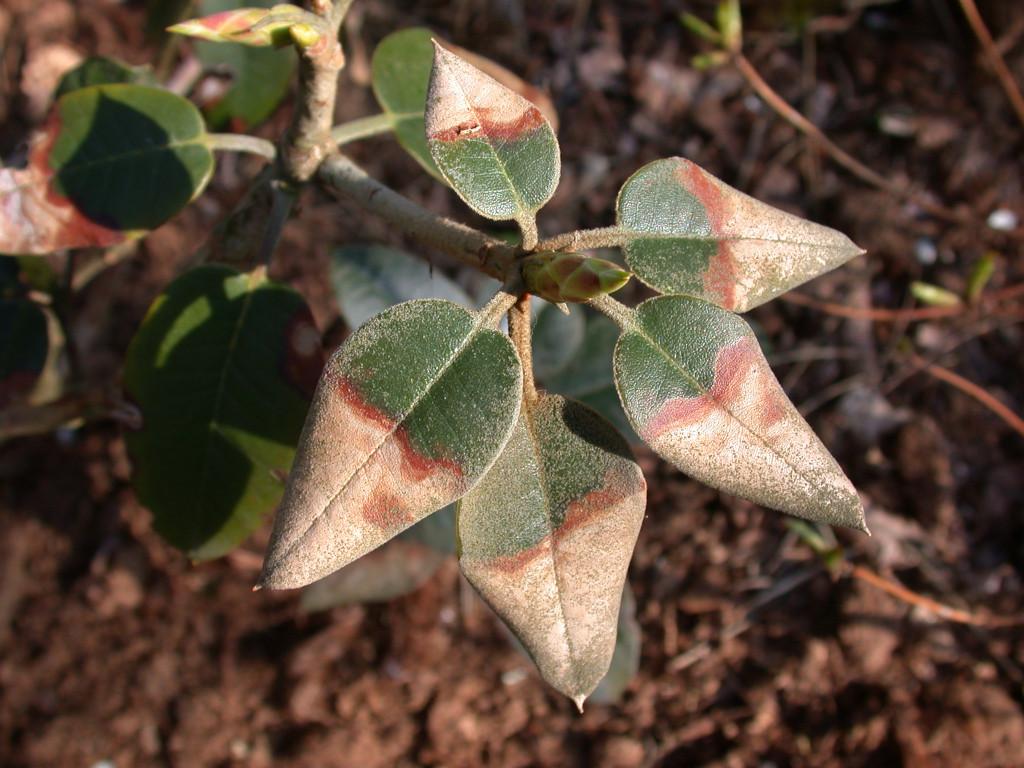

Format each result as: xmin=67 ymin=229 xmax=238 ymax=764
xmin=0 ymin=390 xmax=134 ymax=441
xmin=845 ymin=563 xmax=1023 ymax=628
xmin=957 ymin=0 xmax=1024 ymax=129
xmin=509 ymin=294 xmax=538 ymax=404
xmin=908 ymin=353 xmax=1024 ymax=438
xmin=733 ymin=53 xmax=964 ymax=225
xmin=318 ymin=154 xmax=520 ymax=280
xmin=207 ymin=133 xmax=277 ymax=160
xmin=537 ymin=226 xmax=630 ymax=253
xmin=330 ymin=113 xmax=394 ymax=146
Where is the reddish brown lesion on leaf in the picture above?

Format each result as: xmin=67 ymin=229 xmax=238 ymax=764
xmin=0 ymin=113 xmax=125 ymax=254
xmin=644 ymin=336 xmax=787 ymax=442
xmin=428 ymin=106 xmax=547 ymax=143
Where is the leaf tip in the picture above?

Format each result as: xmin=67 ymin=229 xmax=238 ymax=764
xmin=251 ymin=583 xmax=263 ymax=593
xmin=573 ymin=694 xmax=587 ymax=713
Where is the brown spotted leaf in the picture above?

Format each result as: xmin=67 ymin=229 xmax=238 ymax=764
xmin=425 ymin=43 xmax=560 ymax=232
xmin=260 ymin=299 xmax=522 ymax=589
xmin=613 ymin=295 xmax=865 ymax=529
xmin=0 ymin=85 xmax=213 ymax=255
xmin=617 ymin=158 xmax=864 ymax=312
xmin=458 ymin=394 xmax=646 ymax=706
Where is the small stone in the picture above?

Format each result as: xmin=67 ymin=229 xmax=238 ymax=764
xmin=914 ymin=237 xmax=937 ymax=264
xmin=987 ymin=208 xmax=1018 ymax=231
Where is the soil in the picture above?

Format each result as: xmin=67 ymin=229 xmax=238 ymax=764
xmin=2 ymin=1 xmax=1024 ymax=766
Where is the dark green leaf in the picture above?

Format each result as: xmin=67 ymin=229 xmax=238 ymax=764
xmin=55 ymin=57 xmax=157 ymax=99
xmin=531 ymin=300 xmax=584 ymax=380
xmin=330 ymin=244 xmax=472 ymax=329
xmin=124 ymin=265 xmax=322 ymax=559
xmin=0 ymin=85 xmax=214 ymax=254
xmin=0 ymin=298 xmax=49 ymax=408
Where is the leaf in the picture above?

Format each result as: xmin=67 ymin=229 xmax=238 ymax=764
xmin=0 ymin=85 xmax=214 ymax=255
xmin=425 ymin=43 xmax=560 ymax=228
xmin=616 ymin=158 xmax=864 ymax=312
xmin=531 ymin=300 xmax=584 ymax=381
xmin=195 ymin=0 xmax=297 ymax=127
xmin=330 ymin=244 xmax=472 ymax=329
xmin=589 ymin=583 xmax=641 ymax=705
xmin=169 ymin=4 xmax=306 ymax=47
xmin=372 ymin=28 xmax=560 ymax=181
xmin=458 ymin=394 xmax=646 ymax=706
xmin=910 ymin=281 xmax=961 ymax=308
xmin=543 ymin=311 xmax=634 ymax=440
xmin=260 ymin=299 xmax=523 ymax=589
xmin=0 ymin=298 xmax=49 ymax=408
xmin=55 ymin=57 xmax=157 ymax=99
xmin=124 ymin=265 xmax=322 ymax=559
xmin=300 ymin=535 xmax=448 ymax=610
xmin=522 ymin=251 xmax=631 ymax=304
xmin=613 ymin=295 xmax=865 ymax=529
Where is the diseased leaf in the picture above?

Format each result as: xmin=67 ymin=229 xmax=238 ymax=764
xmin=372 ymin=28 xmax=559 ymax=180
xmin=124 ymin=265 xmax=322 ymax=559
xmin=260 ymin=299 xmax=523 ymax=589
xmin=55 ymin=57 xmax=156 ymax=99
xmin=543 ymin=311 xmax=634 ymax=440
xmin=0 ymin=298 xmax=49 ymax=408
xmin=169 ymin=4 xmax=306 ymax=47
xmin=330 ymin=244 xmax=472 ymax=329
xmin=613 ymin=295 xmax=865 ymax=529
xmin=426 ymin=43 xmax=560 ymax=229
xmin=0 ymin=85 xmax=214 ymax=255
xmin=616 ymin=158 xmax=863 ymax=312
xmin=531 ymin=300 xmax=584 ymax=381
xmin=195 ymin=0 xmax=297 ymax=127
xmin=458 ymin=394 xmax=646 ymax=706
xmin=589 ymin=584 xmax=641 ymax=705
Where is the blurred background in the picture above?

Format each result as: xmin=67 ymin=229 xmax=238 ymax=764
xmin=1 ymin=0 xmax=1022 ymax=765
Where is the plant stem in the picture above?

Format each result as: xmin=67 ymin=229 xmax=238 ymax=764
xmin=587 ymin=293 xmax=635 ymax=328
xmin=957 ymin=0 xmax=1024 ymax=129
xmin=517 ymin=216 xmax=539 ymax=251
xmin=257 ymin=182 xmax=298 ymax=266
xmin=207 ymin=133 xmax=278 ymax=160
xmin=279 ymin=4 xmax=346 ymax=183
xmin=537 ymin=226 xmax=630 ymax=253
xmin=0 ymin=389 xmax=135 ymax=441
xmin=478 ymin=289 xmax=518 ymax=328
xmin=508 ymin=294 xmax=538 ymax=404
xmin=318 ymin=154 xmax=520 ymax=280
xmin=732 ymin=53 xmax=966 ymax=225
xmin=330 ymin=113 xmax=394 ymax=146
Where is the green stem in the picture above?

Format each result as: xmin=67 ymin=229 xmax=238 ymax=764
xmin=537 ymin=226 xmax=630 ymax=253
xmin=587 ymin=293 xmax=635 ymax=328
xmin=318 ymin=154 xmax=521 ymax=280
xmin=207 ymin=133 xmax=277 ymax=160
xmin=330 ymin=113 xmax=394 ymax=146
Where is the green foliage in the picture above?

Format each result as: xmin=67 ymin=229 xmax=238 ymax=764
xmin=0 ymin=85 xmax=213 ymax=254
xmin=55 ymin=57 xmax=156 ymax=98
xmin=124 ymin=265 xmax=321 ymax=559
xmin=193 ymin=0 xmax=297 ymax=127
xmin=0 ymin=14 xmax=871 ymax=707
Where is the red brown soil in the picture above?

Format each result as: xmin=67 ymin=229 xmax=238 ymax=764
xmin=2 ymin=1 xmax=1023 ymax=766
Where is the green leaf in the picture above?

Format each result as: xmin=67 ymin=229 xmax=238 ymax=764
xmin=531 ymin=300 xmax=584 ymax=381
xmin=616 ymin=158 xmax=863 ymax=312
xmin=910 ymin=281 xmax=962 ymax=308
xmin=458 ymin=394 xmax=646 ymax=707
xmin=0 ymin=85 xmax=214 ymax=255
xmin=966 ymin=252 xmax=997 ymax=303
xmin=589 ymin=584 xmax=641 ymax=705
xmin=542 ymin=311 xmax=634 ymax=440
xmin=260 ymin=299 xmax=523 ymax=589
xmin=124 ymin=265 xmax=322 ymax=559
xmin=195 ymin=0 xmax=297 ymax=127
xmin=329 ymin=244 xmax=472 ymax=329
xmin=371 ymin=27 xmax=443 ymax=178
xmin=426 ymin=43 xmax=560 ymax=232
xmin=613 ymin=295 xmax=865 ymax=529
xmin=55 ymin=57 xmax=157 ymax=99
xmin=0 ymin=298 xmax=49 ymax=408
